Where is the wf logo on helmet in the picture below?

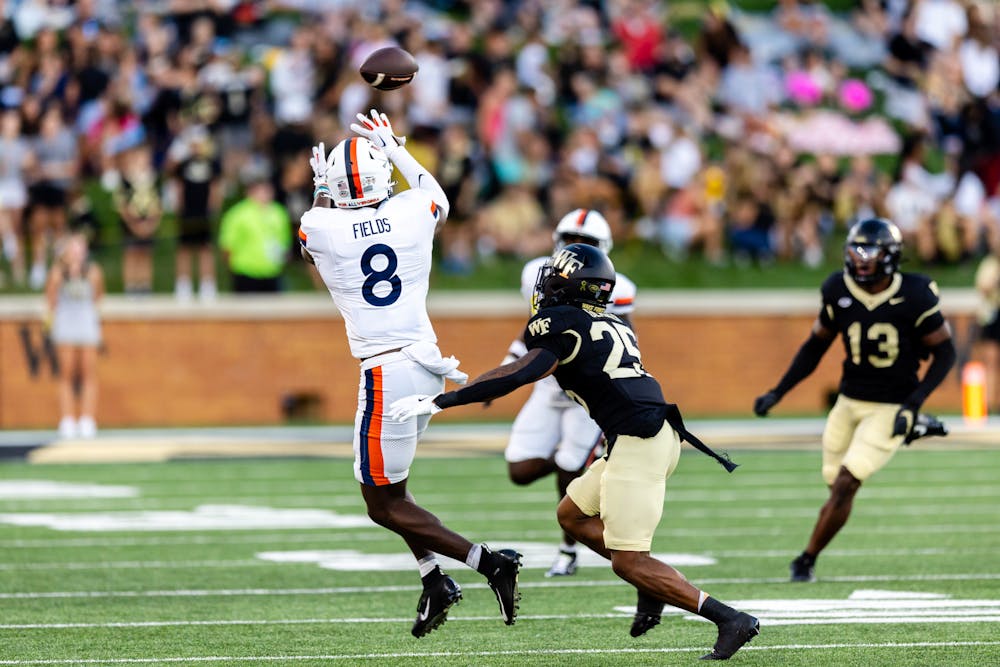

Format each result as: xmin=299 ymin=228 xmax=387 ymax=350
xmin=552 ymin=248 xmax=584 ymax=275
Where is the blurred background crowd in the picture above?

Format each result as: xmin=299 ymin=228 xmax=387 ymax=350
xmin=0 ymin=0 xmax=1000 ymax=298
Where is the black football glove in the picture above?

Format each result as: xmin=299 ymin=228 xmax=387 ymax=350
xmin=903 ymin=413 xmax=948 ymax=445
xmin=892 ymin=402 xmax=920 ymax=438
xmin=753 ymin=390 xmax=781 ymax=417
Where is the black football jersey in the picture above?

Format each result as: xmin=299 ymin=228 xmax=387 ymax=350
xmin=818 ymin=271 xmax=946 ymax=403
xmin=523 ymin=304 xmax=667 ymax=439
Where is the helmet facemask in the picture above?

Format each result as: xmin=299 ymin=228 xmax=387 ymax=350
xmin=843 ymin=218 xmax=902 ymax=285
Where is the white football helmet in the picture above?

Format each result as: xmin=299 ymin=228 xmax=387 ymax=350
xmin=553 ymin=208 xmax=613 ymax=252
xmin=328 ymin=137 xmax=393 ymax=209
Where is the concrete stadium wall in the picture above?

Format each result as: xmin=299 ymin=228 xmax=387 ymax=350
xmin=0 ymin=291 xmax=977 ymax=429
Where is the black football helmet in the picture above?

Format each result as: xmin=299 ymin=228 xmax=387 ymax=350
xmin=533 ymin=243 xmax=616 ymax=312
xmin=844 ymin=217 xmax=902 ymax=285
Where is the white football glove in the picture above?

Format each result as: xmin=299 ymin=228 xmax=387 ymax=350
xmin=310 ymin=142 xmax=336 ymax=189
xmin=350 ymin=108 xmax=406 ymax=157
xmin=388 ymin=394 xmax=442 ymax=421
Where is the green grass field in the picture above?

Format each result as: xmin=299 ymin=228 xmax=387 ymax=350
xmin=1 ymin=447 xmax=999 ymax=666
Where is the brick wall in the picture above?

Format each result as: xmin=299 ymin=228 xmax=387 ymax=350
xmin=0 ymin=295 xmax=972 ymax=428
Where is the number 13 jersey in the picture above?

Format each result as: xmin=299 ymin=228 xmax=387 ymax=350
xmin=299 ymin=188 xmax=442 ymax=359
xmin=524 ymin=304 xmax=668 ymax=440
xmin=818 ymin=271 xmax=946 ymax=403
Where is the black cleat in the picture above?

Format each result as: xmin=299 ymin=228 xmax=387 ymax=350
xmin=483 ymin=546 xmax=522 ymax=625
xmin=789 ymin=552 xmax=816 ymax=582
xmin=411 ymin=574 xmax=462 ymax=638
xmin=700 ymin=612 xmax=760 ymax=660
xmin=630 ymin=591 xmax=664 ymax=637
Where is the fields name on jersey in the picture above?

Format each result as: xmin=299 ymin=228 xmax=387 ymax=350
xmin=528 ymin=317 xmax=551 ymax=336
xmin=353 ymin=218 xmax=391 ymax=239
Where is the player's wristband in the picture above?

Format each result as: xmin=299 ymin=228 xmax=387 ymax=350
xmin=313 ymin=184 xmax=332 ymax=200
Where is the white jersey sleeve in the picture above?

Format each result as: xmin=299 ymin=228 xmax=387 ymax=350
xmin=300 ymin=189 xmax=444 ymax=359
xmin=388 ymin=147 xmax=450 ymax=222
xmin=608 ymin=272 xmax=636 ymax=316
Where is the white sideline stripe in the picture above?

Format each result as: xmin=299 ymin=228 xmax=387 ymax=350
xmin=5 ymin=573 xmax=1000 ymax=599
xmin=2 ymin=523 xmax=997 ymax=549
xmin=0 ymin=641 xmax=998 ymax=664
xmin=0 ymin=546 xmax=994 ymax=571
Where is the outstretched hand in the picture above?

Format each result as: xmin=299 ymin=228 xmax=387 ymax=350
xmin=310 ymin=142 xmax=336 ymax=188
xmin=753 ymin=390 xmax=780 ymax=417
xmin=388 ymin=394 xmax=442 ymax=421
xmin=350 ymin=109 xmax=406 ymax=155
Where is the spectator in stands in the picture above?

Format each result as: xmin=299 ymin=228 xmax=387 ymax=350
xmin=167 ymin=124 xmax=222 ymax=301
xmin=476 ymin=181 xmax=550 ymax=260
xmin=436 ymin=123 xmax=479 ymax=274
xmin=218 ymin=163 xmax=290 ymax=293
xmin=914 ymin=0 xmax=968 ymax=52
xmin=27 ymin=105 xmax=77 ymax=290
xmin=0 ymin=107 xmax=31 ymax=286
xmin=113 ymin=142 xmax=160 ymax=294
xmin=44 ymin=232 xmax=104 ymax=439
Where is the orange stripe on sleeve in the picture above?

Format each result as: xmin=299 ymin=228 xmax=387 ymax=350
xmin=367 ymin=366 xmax=389 ymax=485
xmin=614 ymin=297 xmax=634 ymax=306
xmin=298 ymin=228 xmax=307 ymax=242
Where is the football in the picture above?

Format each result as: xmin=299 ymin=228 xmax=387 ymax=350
xmin=359 ymin=46 xmax=419 ymax=91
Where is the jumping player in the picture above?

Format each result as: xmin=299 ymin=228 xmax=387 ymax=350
xmin=299 ymin=109 xmax=521 ymax=637
xmin=754 ymin=217 xmax=955 ymax=582
xmin=390 ymin=243 xmax=760 ymax=660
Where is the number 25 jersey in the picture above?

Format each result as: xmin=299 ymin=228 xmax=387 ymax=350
xmin=299 ymin=189 xmax=443 ymax=359
xmin=524 ymin=304 xmax=668 ymax=439
xmin=818 ymin=271 xmax=946 ymax=403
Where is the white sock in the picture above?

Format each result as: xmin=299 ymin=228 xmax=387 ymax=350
xmin=465 ymin=544 xmax=482 ymax=570
xmin=560 ymin=541 xmax=577 ymax=553
xmin=697 ymin=590 xmax=709 ymax=612
xmin=417 ymin=555 xmax=439 ymax=578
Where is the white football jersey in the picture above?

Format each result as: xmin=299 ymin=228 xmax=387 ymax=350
xmin=520 ymin=255 xmax=636 ymax=316
xmin=300 ymin=189 xmax=443 ymax=359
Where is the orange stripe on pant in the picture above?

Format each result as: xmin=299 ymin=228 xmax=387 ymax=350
xmin=365 ymin=366 xmax=389 ymax=485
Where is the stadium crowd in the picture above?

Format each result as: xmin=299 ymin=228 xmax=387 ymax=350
xmin=0 ymin=0 xmax=999 ymax=294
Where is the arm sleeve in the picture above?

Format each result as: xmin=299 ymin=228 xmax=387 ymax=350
xmin=387 ymin=147 xmax=450 ymax=222
xmin=434 ymin=349 xmax=559 ymax=408
xmin=772 ymin=333 xmax=835 ymax=397
xmin=904 ymin=337 xmax=956 ymax=409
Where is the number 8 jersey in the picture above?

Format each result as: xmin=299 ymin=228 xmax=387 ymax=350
xmin=299 ymin=187 xmax=443 ymax=359
xmin=818 ymin=271 xmax=946 ymax=403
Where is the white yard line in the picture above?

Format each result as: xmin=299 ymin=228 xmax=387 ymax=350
xmin=0 ymin=503 xmax=995 ymax=524
xmin=2 ymin=522 xmax=996 ymax=549
xmin=0 ymin=546 xmax=995 ymax=572
xmin=0 ymin=641 xmax=999 ymax=665
xmin=2 ymin=484 xmax=999 ymax=507
xmin=4 ymin=573 xmax=1000 ymax=599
